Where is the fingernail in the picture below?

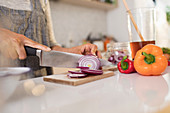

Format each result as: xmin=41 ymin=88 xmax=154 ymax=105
xmin=47 ymin=47 xmax=51 ymax=51
xmin=92 ymin=52 xmax=96 ymax=56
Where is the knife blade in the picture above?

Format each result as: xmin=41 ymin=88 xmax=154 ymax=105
xmin=25 ymin=46 xmax=112 ymax=68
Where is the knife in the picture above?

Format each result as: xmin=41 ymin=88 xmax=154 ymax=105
xmin=25 ymin=46 xmax=112 ymax=68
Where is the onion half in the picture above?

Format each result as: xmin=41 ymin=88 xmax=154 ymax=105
xmin=78 ymin=54 xmax=101 ymax=70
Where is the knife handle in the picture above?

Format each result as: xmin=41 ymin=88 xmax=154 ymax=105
xmin=24 ymin=46 xmax=37 ymax=56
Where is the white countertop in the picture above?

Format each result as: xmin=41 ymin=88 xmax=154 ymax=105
xmin=1 ymin=67 xmax=170 ymax=113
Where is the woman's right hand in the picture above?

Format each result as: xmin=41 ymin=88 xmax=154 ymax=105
xmin=0 ymin=28 xmax=51 ymax=60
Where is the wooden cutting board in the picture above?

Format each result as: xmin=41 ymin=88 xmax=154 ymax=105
xmin=43 ymin=71 xmax=114 ymax=86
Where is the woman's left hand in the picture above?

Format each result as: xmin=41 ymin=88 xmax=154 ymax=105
xmin=52 ymin=43 xmax=102 ymax=58
xmin=78 ymin=43 xmax=102 ymax=58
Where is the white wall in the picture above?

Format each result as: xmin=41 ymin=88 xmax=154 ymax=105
xmin=50 ymin=1 xmax=107 ymax=47
xmin=134 ymin=0 xmax=154 ymax=8
xmin=107 ymin=0 xmax=134 ymax=42
xmin=50 ymin=0 xmax=160 ymax=45
xmin=155 ymin=0 xmax=170 ymax=48
xmin=108 ymin=0 xmax=170 ymax=48
xmin=106 ymin=0 xmax=156 ymax=42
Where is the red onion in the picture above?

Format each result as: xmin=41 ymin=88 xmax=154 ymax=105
xmin=108 ymin=51 xmax=126 ymax=64
xmin=76 ymin=66 xmax=89 ymax=70
xmin=78 ymin=54 xmax=101 ymax=70
xmin=108 ymin=56 xmax=115 ymax=62
xmin=67 ymin=73 xmax=87 ymax=78
xmin=81 ymin=69 xmax=103 ymax=75
xmin=68 ymin=71 xmax=84 ymax=74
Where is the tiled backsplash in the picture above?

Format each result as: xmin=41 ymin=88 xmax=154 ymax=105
xmin=50 ymin=1 xmax=107 ymax=47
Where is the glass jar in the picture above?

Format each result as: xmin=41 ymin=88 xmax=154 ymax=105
xmin=105 ymin=42 xmax=131 ymax=65
xmin=166 ymin=6 xmax=170 ymax=24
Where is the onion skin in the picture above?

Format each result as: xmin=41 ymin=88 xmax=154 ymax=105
xmin=78 ymin=54 xmax=101 ymax=70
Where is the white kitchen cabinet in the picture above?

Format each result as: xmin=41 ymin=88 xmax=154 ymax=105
xmin=50 ymin=0 xmax=117 ymax=11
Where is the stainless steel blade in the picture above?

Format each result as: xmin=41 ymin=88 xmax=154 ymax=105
xmin=38 ymin=50 xmax=112 ymax=68
xmin=100 ymin=58 xmax=112 ymax=67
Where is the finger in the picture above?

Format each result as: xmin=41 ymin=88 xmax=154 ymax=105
xmin=18 ymin=46 xmax=27 ymax=60
xmin=22 ymin=36 xmax=51 ymax=51
xmin=11 ymin=38 xmax=27 ymax=60
xmin=80 ymin=45 xmax=86 ymax=54
xmin=90 ymin=45 xmax=98 ymax=56
xmin=14 ymin=43 xmax=27 ymax=60
xmin=84 ymin=51 xmax=91 ymax=55
xmin=96 ymin=51 xmax=102 ymax=58
xmin=80 ymin=45 xmax=89 ymax=55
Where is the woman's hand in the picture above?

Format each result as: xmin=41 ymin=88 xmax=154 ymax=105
xmin=78 ymin=43 xmax=102 ymax=58
xmin=0 ymin=28 xmax=51 ymax=60
xmin=52 ymin=43 xmax=102 ymax=58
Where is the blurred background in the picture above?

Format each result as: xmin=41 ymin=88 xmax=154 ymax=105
xmin=49 ymin=0 xmax=170 ymax=51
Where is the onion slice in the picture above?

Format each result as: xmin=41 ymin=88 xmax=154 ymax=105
xmin=81 ymin=69 xmax=103 ymax=75
xmin=78 ymin=54 xmax=101 ymax=70
xmin=68 ymin=71 xmax=84 ymax=74
xmin=67 ymin=73 xmax=87 ymax=78
xmin=77 ymin=66 xmax=89 ymax=70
